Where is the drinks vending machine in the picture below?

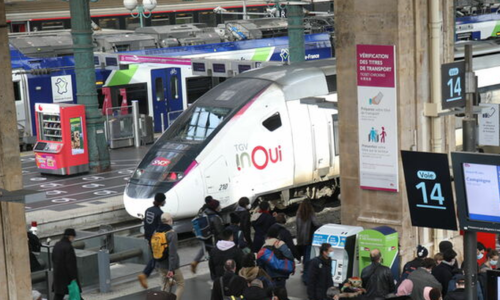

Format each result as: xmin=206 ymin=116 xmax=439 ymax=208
xmin=34 ymin=103 xmax=89 ymax=175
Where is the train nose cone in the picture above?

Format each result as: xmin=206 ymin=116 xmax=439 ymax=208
xmin=163 ymin=191 xmax=179 ymax=216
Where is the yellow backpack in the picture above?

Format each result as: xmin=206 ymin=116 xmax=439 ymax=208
xmin=151 ymin=231 xmax=170 ymax=260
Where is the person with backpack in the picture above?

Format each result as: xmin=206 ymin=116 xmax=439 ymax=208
xmin=269 ymin=213 xmax=300 ymax=261
xmin=191 ymin=196 xmax=224 ymax=273
xmin=138 ymin=193 xmax=166 ymax=289
xmin=210 ymin=228 xmax=245 ymax=280
xmin=399 ymin=245 xmax=428 ymax=283
xmin=227 ymin=213 xmax=249 ymax=252
xmin=153 ymin=212 xmax=184 ymax=300
xmin=243 ymin=279 xmax=272 ymax=300
xmin=211 ymin=259 xmax=247 ymax=300
xmin=407 ymin=258 xmax=442 ymax=300
xmin=239 ymin=253 xmax=274 ymax=289
xmin=307 ymin=243 xmax=334 ymax=300
xmin=234 ymin=197 xmax=253 ymax=251
xmin=257 ymin=226 xmax=294 ymax=288
xmin=252 ymin=201 xmax=276 ymax=253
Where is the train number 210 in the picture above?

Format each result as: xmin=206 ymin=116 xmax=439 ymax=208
xmin=219 ymin=183 xmax=229 ymax=191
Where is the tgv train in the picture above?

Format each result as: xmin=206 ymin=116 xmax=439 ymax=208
xmin=124 ymin=59 xmax=340 ymax=219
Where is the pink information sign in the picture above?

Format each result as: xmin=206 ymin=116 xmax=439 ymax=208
xmin=357 ymin=44 xmax=396 ymax=88
xmin=356 ymin=44 xmax=399 ymax=192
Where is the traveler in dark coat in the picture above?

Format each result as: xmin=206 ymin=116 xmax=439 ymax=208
xmin=234 ymin=197 xmax=253 ymax=250
xmin=227 ymin=213 xmax=248 ymax=250
xmin=211 ymin=259 xmax=247 ymax=300
xmin=432 ymin=249 xmax=457 ymax=296
xmin=360 ymin=249 xmax=395 ymax=299
xmin=138 ymin=193 xmax=166 ymax=288
xmin=270 ymin=213 xmax=300 ymax=261
xmin=296 ymin=199 xmax=321 ymax=284
xmin=444 ymin=274 xmax=465 ymax=300
xmin=191 ymin=196 xmax=224 ymax=273
xmin=243 ymin=279 xmax=271 ymax=300
xmin=400 ymin=245 xmax=428 ymax=283
xmin=209 ymin=228 xmax=245 ymax=280
xmin=408 ymin=258 xmax=442 ymax=300
xmin=307 ymin=243 xmax=334 ymax=300
xmin=251 ymin=201 xmax=276 ymax=253
xmin=52 ymin=228 xmax=80 ymax=300
xmin=28 ymin=230 xmax=43 ymax=272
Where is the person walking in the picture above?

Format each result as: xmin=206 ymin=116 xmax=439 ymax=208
xmin=209 ymin=228 xmax=245 ymax=280
xmin=307 ymin=243 xmax=334 ymax=300
xmin=257 ymin=226 xmax=294 ymax=288
xmin=239 ymin=253 xmax=274 ymax=289
xmin=227 ymin=213 xmax=249 ymax=251
xmin=154 ymin=212 xmax=184 ymax=299
xmin=269 ymin=213 xmax=300 ymax=261
xmin=234 ymin=197 xmax=253 ymax=250
xmin=360 ymin=249 xmax=395 ymax=299
xmin=191 ymin=196 xmax=224 ymax=273
xmin=138 ymin=193 xmax=166 ymax=288
xmin=251 ymin=201 xmax=276 ymax=253
xmin=52 ymin=228 xmax=81 ymax=300
xmin=211 ymin=259 xmax=247 ymax=300
xmin=444 ymin=274 xmax=465 ymax=300
xmin=296 ymin=199 xmax=321 ymax=284
xmin=408 ymin=258 xmax=442 ymax=300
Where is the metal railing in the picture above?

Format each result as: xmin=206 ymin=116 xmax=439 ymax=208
xmin=36 ymin=224 xmax=143 ymax=298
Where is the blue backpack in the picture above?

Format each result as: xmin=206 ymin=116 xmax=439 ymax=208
xmin=191 ymin=213 xmax=213 ymax=240
xmin=257 ymin=242 xmax=295 ymax=275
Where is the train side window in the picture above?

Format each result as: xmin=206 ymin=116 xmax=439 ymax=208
xmin=155 ymin=77 xmax=164 ymax=101
xmin=262 ymin=112 xmax=282 ymax=132
xmin=13 ymin=81 xmax=22 ymax=102
xmin=170 ymin=76 xmax=179 ymax=100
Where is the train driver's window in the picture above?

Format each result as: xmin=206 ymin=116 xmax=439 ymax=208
xmin=262 ymin=112 xmax=281 ymax=132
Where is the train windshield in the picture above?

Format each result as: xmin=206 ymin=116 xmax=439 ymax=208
xmin=176 ymin=106 xmax=230 ymax=142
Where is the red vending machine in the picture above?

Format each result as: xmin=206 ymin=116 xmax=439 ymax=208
xmin=34 ymin=103 xmax=89 ymax=175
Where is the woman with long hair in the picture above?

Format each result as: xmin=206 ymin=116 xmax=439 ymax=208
xmin=296 ymin=199 xmax=321 ymax=285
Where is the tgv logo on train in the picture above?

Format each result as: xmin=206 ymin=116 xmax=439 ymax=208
xmin=235 ymin=143 xmax=282 ymax=171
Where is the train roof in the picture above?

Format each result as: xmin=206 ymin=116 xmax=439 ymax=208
xmin=238 ymin=58 xmax=337 ymax=100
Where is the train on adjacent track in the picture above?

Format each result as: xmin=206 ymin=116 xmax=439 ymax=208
xmin=124 ymin=59 xmax=340 ymax=220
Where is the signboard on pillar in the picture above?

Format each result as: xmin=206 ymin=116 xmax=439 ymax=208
xmin=479 ymin=103 xmax=500 ymax=146
xmin=441 ymin=61 xmax=466 ymax=109
xmin=356 ymin=44 xmax=398 ymax=192
xmin=401 ymin=151 xmax=458 ymax=230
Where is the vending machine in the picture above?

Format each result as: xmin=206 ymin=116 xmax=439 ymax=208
xmin=34 ymin=103 xmax=89 ymax=175
xmin=311 ymin=224 xmax=364 ymax=285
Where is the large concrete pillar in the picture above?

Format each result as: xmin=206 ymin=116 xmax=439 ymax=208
xmin=336 ymin=0 xmax=456 ymax=263
xmin=0 ymin=0 xmax=32 ymax=298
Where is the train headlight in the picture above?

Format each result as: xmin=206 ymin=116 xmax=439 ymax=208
xmin=132 ymin=169 xmax=144 ymax=179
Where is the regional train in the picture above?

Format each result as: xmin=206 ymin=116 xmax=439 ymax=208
xmin=123 ymin=59 xmax=340 ymax=219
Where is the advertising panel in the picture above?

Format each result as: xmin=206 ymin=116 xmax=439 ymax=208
xmin=356 ymin=44 xmax=398 ymax=192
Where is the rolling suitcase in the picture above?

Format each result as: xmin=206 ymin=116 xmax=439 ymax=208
xmin=146 ymin=279 xmax=176 ymax=300
xmin=145 ymin=290 xmax=176 ymax=300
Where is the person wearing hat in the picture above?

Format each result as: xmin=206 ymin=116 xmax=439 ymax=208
xmin=138 ymin=193 xmax=166 ymax=288
xmin=251 ymin=201 xmax=276 ymax=253
xmin=191 ymin=196 xmax=224 ymax=273
xmin=399 ymin=245 xmax=429 ymax=283
xmin=52 ymin=228 xmax=81 ymax=300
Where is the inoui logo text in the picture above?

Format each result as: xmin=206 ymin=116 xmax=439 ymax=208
xmin=234 ymin=144 xmax=282 ymax=171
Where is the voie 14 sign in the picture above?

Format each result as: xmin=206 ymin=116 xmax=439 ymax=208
xmin=401 ymin=151 xmax=457 ymax=230
xmin=441 ymin=61 xmax=466 ymax=109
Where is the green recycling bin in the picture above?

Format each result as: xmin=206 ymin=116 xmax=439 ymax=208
xmin=357 ymin=226 xmax=400 ymax=281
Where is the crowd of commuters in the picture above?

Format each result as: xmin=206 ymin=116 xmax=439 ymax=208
xmin=43 ymin=193 xmax=500 ymax=300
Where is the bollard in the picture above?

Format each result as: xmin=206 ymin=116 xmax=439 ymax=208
xmin=45 ymin=269 xmax=54 ymax=300
xmin=97 ymin=249 xmax=111 ymax=293
xmin=132 ymin=100 xmax=141 ymax=148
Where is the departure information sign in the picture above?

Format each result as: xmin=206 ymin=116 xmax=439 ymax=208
xmin=401 ymin=151 xmax=458 ymax=230
xmin=441 ymin=61 xmax=466 ymax=109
